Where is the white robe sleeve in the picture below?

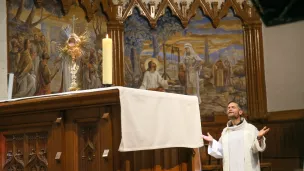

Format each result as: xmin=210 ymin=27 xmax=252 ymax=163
xmin=251 ymin=129 xmax=266 ymax=153
xmin=156 ymin=72 xmax=168 ymax=89
xmin=208 ymin=139 xmax=223 ymax=159
xmin=140 ymin=72 xmax=148 ymax=89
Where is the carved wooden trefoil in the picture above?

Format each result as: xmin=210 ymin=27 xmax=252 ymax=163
xmin=81 ymin=127 xmax=96 ymax=161
xmin=4 ymin=135 xmax=25 ymax=171
xmin=26 ymin=149 xmax=48 ymax=171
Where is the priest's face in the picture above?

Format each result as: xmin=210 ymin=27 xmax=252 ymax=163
xmin=227 ymin=102 xmax=243 ymax=120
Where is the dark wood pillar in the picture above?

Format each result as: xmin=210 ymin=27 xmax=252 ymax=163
xmin=243 ymin=23 xmax=267 ymax=120
xmin=107 ymin=21 xmax=124 ymax=86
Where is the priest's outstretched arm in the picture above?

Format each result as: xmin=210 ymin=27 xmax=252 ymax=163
xmin=251 ymin=126 xmax=270 ymax=153
xmin=202 ymin=133 xmax=223 ymax=159
xmin=208 ymin=139 xmax=223 ymax=159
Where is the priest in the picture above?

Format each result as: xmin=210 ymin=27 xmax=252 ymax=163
xmin=202 ymin=101 xmax=270 ymax=171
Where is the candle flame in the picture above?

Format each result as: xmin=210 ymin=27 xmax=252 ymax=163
xmin=106 ymin=34 xmax=108 ymax=38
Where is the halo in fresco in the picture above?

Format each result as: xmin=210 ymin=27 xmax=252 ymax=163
xmin=144 ymin=57 xmax=161 ymax=70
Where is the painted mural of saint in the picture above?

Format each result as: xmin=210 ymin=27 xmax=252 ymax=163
xmin=81 ymin=49 xmax=101 ymax=89
xmin=13 ymin=39 xmax=36 ymax=98
xmin=223 ymin=59 xmax=232 ymax=86
xmin=31 ymin=34 xmax=42 ymax=78
xmin=36 ymin=52 xmax=59 ymax=95
xmin=213 ymin=59 xmax=225 ymax=92
xmin=9 ymin=39 xmax=21 ymax=73
xmin=180 ymin=43 xmax=204 ymax=103
xmin=140 ymin=58 xmax=174 ymax=91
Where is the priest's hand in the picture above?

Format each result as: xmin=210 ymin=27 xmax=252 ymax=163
xmin=202 ymin=132 xmax=214 ymax=142
xmin=258 ymin=126 xmax=270 ymax=139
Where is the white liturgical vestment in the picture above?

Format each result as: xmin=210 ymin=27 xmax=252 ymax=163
xmin=208 ymin=118 xmax=266 ymax=171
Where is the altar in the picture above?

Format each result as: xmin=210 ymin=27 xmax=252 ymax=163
xmin=0 ymin=87 xmax=203 ymax=171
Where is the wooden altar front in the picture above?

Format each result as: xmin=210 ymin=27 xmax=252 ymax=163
xmin=0 ymin=90 xmax=196 ymax=171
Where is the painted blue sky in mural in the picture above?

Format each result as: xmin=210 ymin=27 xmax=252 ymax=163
xmin=126 ymin=8 xmax=244 ymax=64
xmin=186 ymin=9 xmax=243 ymax=35
xmin=142 ymin=44 xmax=243 ymax=64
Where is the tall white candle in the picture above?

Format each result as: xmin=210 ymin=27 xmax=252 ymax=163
xmin=102 ymin=34 xmax=113 ymax=85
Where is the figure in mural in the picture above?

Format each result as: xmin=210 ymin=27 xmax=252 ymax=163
xmin=40 ymin=35 xmax=48 ymax=53
xmin=213 ymin=59 xmax=225 ymax=92
xmin=140 ymin=59 xmax=175 ymax=91
xmin=97 ymin=49 xmax=103 ymax=84
xmin=178 ymin=63 xmax=186 ymax=86
xmin=224 ymin=59 xmax=232 ymax=86
xmin=9 ymin=39 xmax=21 ymax=73
xmin=17 ymin=34 xmax=24 ymax=51
xmin=81 ymin=48 xmax=101 ymax=89
xmin=82 ymin=52 xmax=92 ymax=90
xmin=35 ymin=52 xmax=59 ymax=95
xmin=13 ymin=39 xmax=36 ymax=98
xmin=213 ymin=58 xmax=233 ymax=92
xmin=31 ymin=34 xmax=42 ymax=77
xmin=179 ymin=43 xmax=204 ymax=103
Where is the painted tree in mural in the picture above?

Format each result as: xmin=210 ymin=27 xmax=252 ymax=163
xmin=92 ymin=11 xmax=107 ymax=50
xmin=7 ymin=0 xmax=64 ymax=98
xmin=8 ymin=0 xmax=63 ymax=33
xmin=124 ymin=8 xmax=151 ymax=87
xmin=156 ymin=8 xmax=183 ymax=60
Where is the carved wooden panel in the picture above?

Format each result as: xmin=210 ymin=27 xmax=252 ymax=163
xmin=27 ymin=133 xmax=48 ymax=171
xmin=4 ymin=135 xmax=24 ymax=171
xmin=3 ymin=132 xmax=48 ymax=171
xmin=79 ymin=125 xmax=98 ymax=171
xmin=261 ymin=121 xmax=304 ymax=158
xmin=63 ymin=106 xmax=104 ymax=171
xmin=256 ymin=120 xmax=304 ymax=171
